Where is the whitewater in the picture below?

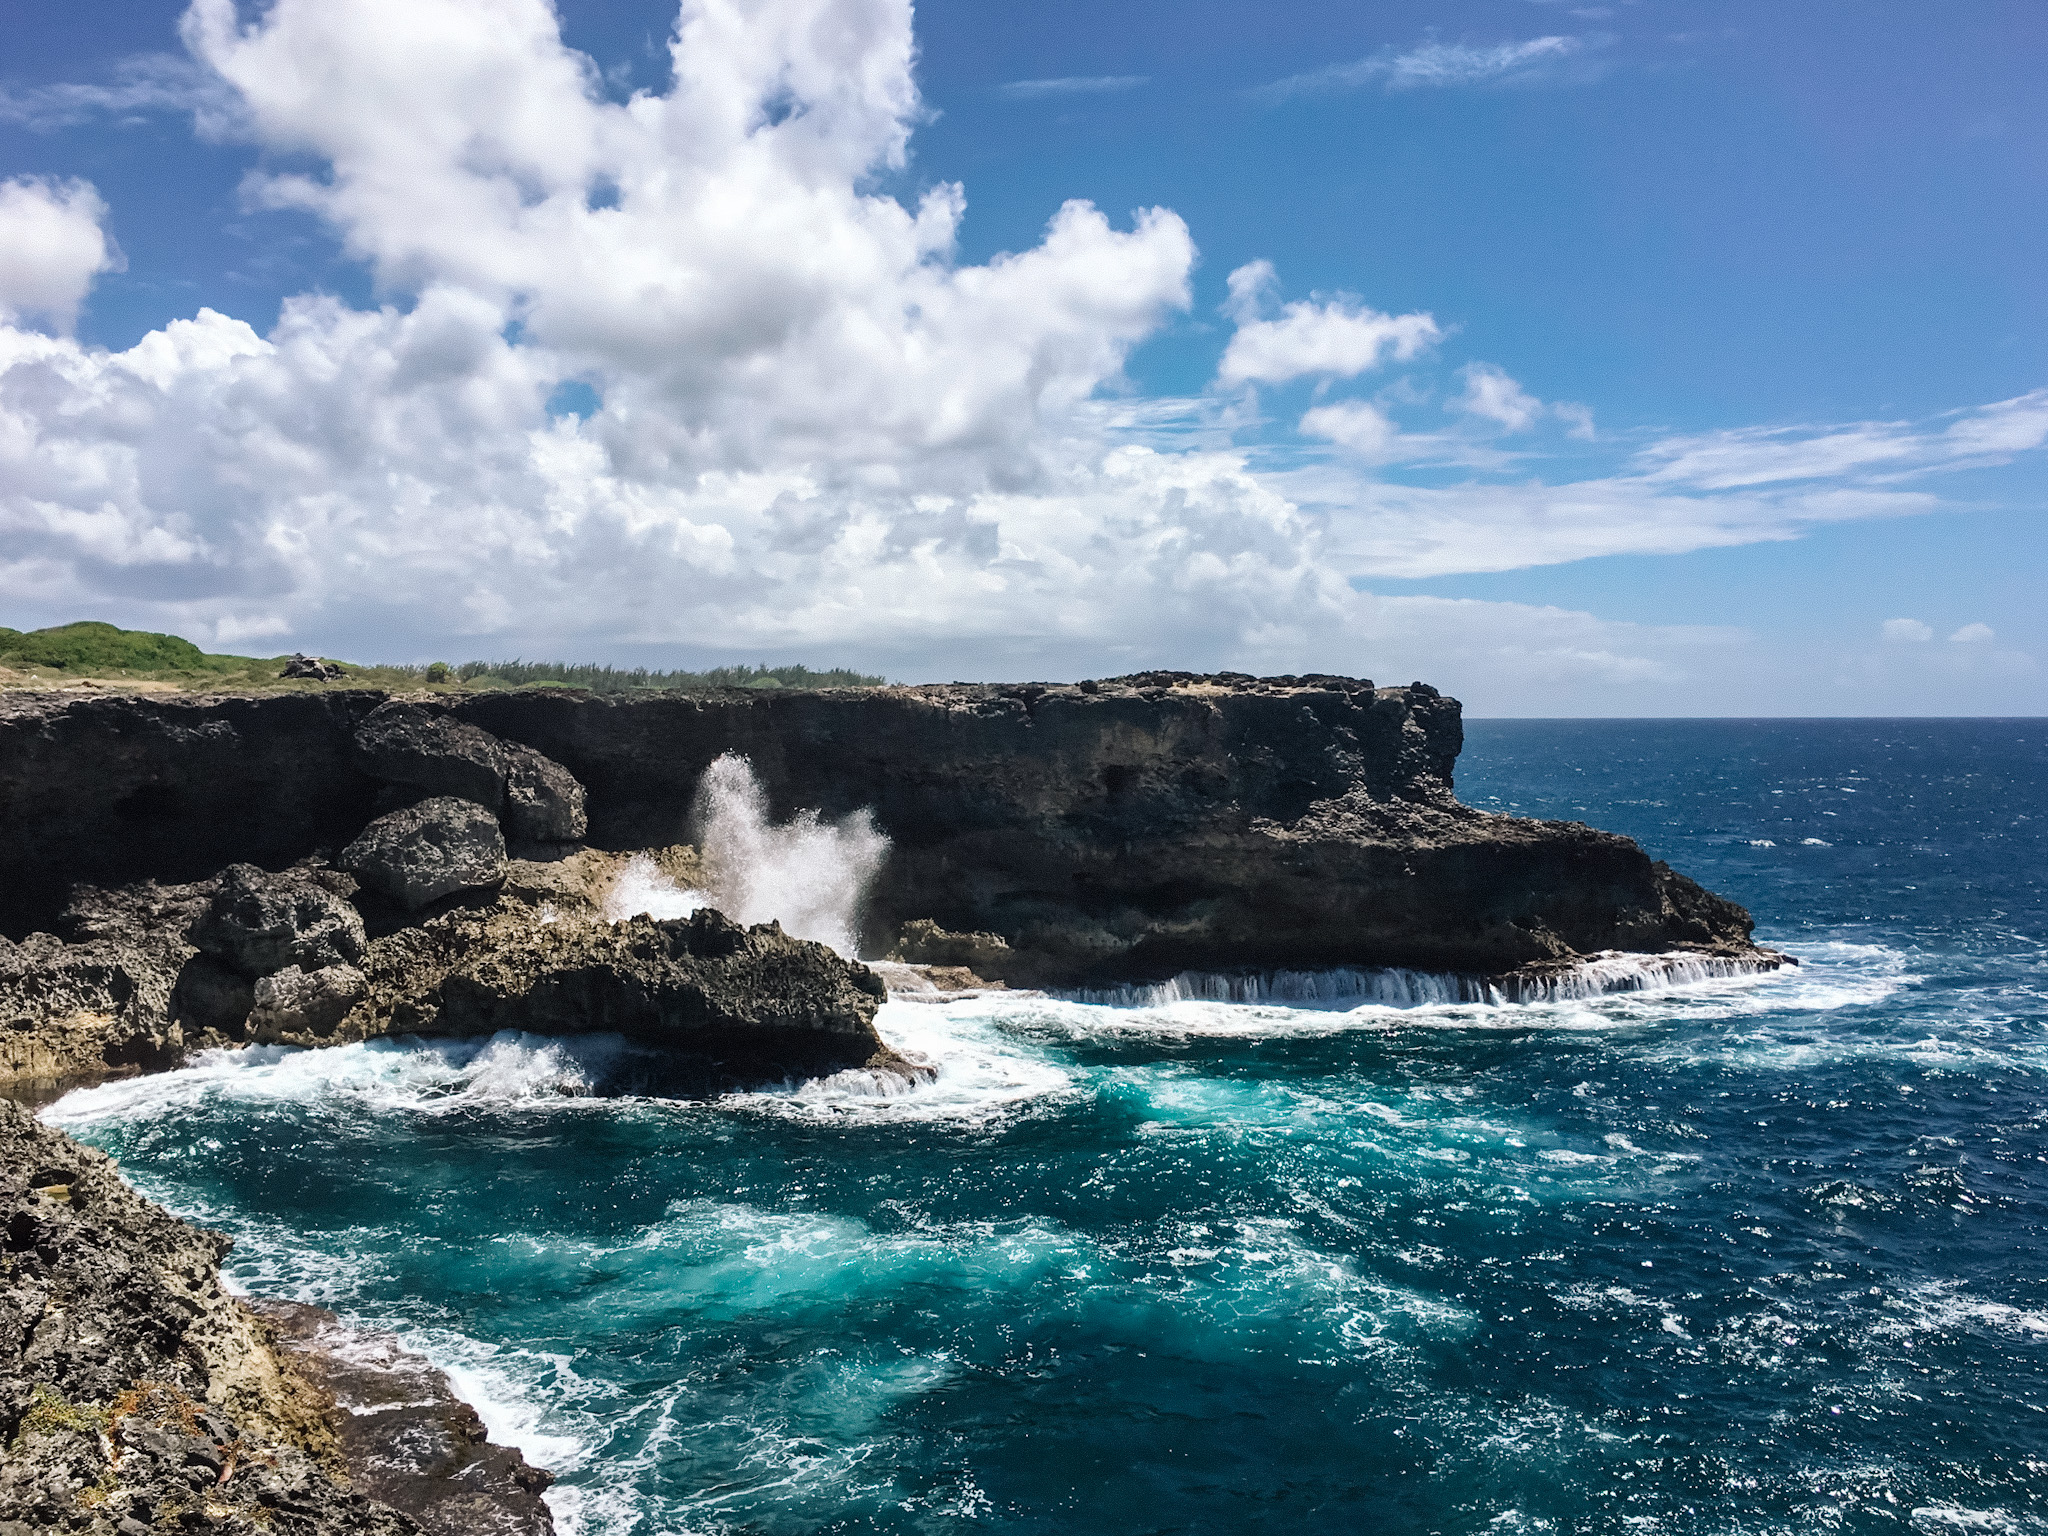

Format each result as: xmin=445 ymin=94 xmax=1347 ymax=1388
xmin=42 ymin=719 xmax=2048 ymax=1534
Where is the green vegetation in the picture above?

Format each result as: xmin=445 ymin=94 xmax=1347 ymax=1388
xmin=383 ymin=659 xmax=887 ymax=692
xmin=0 ymin=620 xmax=888 ymax=693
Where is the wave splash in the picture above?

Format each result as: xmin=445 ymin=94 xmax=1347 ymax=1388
xmin=601 ymin=752 xmax=888 ymax=958
xmin=1063 ymin=950 xmax=1786 ymax=1010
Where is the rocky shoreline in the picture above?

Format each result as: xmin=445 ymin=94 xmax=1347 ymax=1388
xmin=0 ymin=672 xmax=1786 ymax=1531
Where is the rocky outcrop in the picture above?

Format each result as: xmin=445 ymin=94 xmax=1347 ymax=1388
xmin=502 ymin=743 xmax=587 ymax=844
xmin=353 ymin=703 xmax=508 ymax=813
xmin=0 ymin=1101 xmax=555 ymax=1534
xmin=255 ymin=1304 xmax=553 ymax=1536
xmin=0 ymin=674 xmax=1773 ymax=995
xmin=0 ymin=1101 xmax=412 ymax=1533
xmin=259 ymin=902 xmax=902 ymax=1091
xmin=338 ymin=798 xmax=506 ymax=911
xmin=192 ymin=864 xmax=367 ymax=980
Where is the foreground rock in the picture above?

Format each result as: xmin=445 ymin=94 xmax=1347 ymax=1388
xmin=0 ymin=1101 xmax=417 ymax=1533
xmin=272 ymin=903 xmax=905 ymax=1092
xmin=256 ymin=1303 xmax=553 ymax=1536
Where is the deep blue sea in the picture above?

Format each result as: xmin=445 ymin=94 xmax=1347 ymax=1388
xmin=45 ymin=720 xmax=2048 ymax=1535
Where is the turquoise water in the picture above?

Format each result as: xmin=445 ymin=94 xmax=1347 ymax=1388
xmin=46 ymin=720 xmax=2048 ymax=1534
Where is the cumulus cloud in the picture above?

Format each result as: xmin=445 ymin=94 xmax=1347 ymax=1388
xmin=1950 ymin=622 xmax=1994 ymax=644
xmin=1215 ymin=261 xmax=1438 ymax=388
xmin=0 ymin=177 xmax=124 ymax=332
xmin=1883 ymin=618 xmax=1934 ymax=643
xmin=1261 ymin=35 xmax=1594 ymax=98
xmin=1452 ymin=363 xmax=1543 ymax=431
xmin=0 ymin=0 xmax=2039 ymax=714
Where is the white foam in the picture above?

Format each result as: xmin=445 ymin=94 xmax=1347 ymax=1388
xmin=43 ymin=1033 xmax=643 ymax=1126
xmin=727 ymin=1001 xmax=1075 ymax=1126
xmin=601 ymin=854 xmax=708 ymax=923
xmin=690 ymin=752 xmax=887 ymax=958
xmin=1058 ymin=950 xmax=1786 ymax=1012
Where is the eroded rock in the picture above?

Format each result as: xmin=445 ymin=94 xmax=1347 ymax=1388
xmin=503 ymin=742 xmax=587 ymax=844
xmin=248 ymin=963 xmax=369 ymax=1041
xmin=339 ymin=798 xmax=506 ymax=910
xmin=0 ymin=1100 xmax=422 ymax=1534
xmin=192 ymin=863 xmax=368 ymax=978
xmin=353 ymin=702 xmax=508 ymax=811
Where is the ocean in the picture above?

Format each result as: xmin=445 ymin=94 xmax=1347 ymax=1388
xmin=44 ymin=719 xmax=2048 ymax=1534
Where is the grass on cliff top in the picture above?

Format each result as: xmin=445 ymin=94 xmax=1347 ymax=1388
xmin=0 ymin=621 xmax=886 ymax=694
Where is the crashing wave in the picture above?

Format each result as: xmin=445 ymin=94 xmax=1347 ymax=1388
xmin=1060 ymin=950 xmax=1788 ymax=1011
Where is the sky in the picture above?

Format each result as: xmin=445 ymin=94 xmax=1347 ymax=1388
xmin=0 ymin=0 xmax=2042 ymax=714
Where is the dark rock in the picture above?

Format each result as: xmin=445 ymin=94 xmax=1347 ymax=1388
xmin=256 ymin=1302 xmax=555 ymax=1536
xmin=289 ymin=902 xmax=902 ymax=1090
xmin=171 ymin=952 xmax=257 ymax=1037
xmin=282 ymin=653 xmax=347 ymax=682
xmin=0 ymin=1100 xmax=421 ymax=1534
xmin=0 ymin=690 xmax=381 ymax=940
xmin=339 ymin=798 xmax=506 ymax=911
xmin=0 ymin=678 xmax=1774 ymax=991
xmin=502 ymin=743 xmax=587 ymax=843
xmin=192 ymin=863 xmax=368 ymax=978
xmin=353 ymin=702 xmax=508 ymax=811
xmin=0 ymin=881 xmax=211 ymax=1089
xmin=248 ymin=964 xmax=368 ymax=1042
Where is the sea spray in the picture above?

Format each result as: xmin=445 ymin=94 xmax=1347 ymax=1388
xmin=687 ymin=753 xmax=887 ymax=957
xmin=601 ymin=753 xmax=888 ymax=957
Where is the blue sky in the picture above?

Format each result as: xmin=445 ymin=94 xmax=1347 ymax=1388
xmin=0 ymin=0 xmax=2042 ymax=712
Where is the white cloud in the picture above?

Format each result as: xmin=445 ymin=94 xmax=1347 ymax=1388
xmin=1950 ymin=622 xmax=1994 ymax=644
xmin=1262 ymin=35 xmax=1592 ymax=98
xmin=999 ymin=76 xmax=1147 ymax=99
xmin=1216 ymin=261 xmax=1438 ymax=388
xmin=0 ymin=52 xmax=236 ymax=133
xmin=0 ymin=177 xmax=124 ymax=332
xmin=1299 ymin=400 xmax=1401 ymax=459
xmin=1883 ymin=618 xmax=1934 ymax=643
xmin=0 ymin=0 xmax=2038 ymax=716
xmin=1452 ymin=363 xmax=1543 ymax=431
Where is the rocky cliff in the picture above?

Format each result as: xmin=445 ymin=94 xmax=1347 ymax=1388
xmin=0 ymin=674 xmax=1763 ymax=995
xmin=0 ymin=1099 xmax=554 ymax=1534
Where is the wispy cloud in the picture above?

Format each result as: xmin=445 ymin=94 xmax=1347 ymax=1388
xmin=0 ymin=52 xmax=235 ymax=132
xmin=1259 ymin=35 xmax=1601 ymax=99
xmin=998 ymin=75 xmax=1148 ymax=100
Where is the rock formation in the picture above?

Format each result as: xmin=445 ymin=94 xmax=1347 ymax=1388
xmin=0 ymin=1100 xmax=552 ymax=1534
xmin=0 ymin=674 xmax=1774 ymax=1002
xmin=339 ymin=798 xmax=507 ymax=911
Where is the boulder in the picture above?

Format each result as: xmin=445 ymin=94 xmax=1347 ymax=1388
xmin=354 ymin=701 xmax=508 ymax=810
xmin=504 ymin=742 xmax=588 ymax=843
xmin=281 ymin=651 xmax=347 ymax=681
xmin=190 ymin=862 xmax=368 ymax=977
xmin=339 ymin=796 xmax=506 ymax=910
xmin=247 ymin=962 xmax=369 ymax=1041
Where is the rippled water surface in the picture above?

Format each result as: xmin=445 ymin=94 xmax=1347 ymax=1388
xmin=46 ymin=720 xmax=2048 ymax=1534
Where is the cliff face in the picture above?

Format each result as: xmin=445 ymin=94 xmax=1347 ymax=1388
xmin=0 ymin=675 xmax=1756 ymax=991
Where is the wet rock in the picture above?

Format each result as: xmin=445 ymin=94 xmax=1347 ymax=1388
xmin=304 ymin=901 xmax=904 ymax=1090
xmin=248 ymin=963 xmax=369 ymax=1042
xmin=353 ymin=702 xmax=508 ymax=811
xmin=502 ymin=742 xmax=587 ymax=843
xmin=256 ymin=1302 xmax=555 ymax=1536
xmin=339 ymin=798 xmax=506 ymax=911
xmin=192 ymin=863 xmax=368 ymax=979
